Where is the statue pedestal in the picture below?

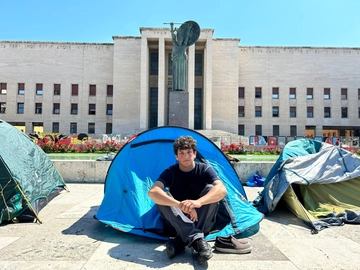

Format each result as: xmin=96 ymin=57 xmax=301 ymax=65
xmin=168 ymin=91 xmax=189 ymax=128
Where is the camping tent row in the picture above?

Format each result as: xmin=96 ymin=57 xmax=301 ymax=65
xmin=253 ymin=139 xmax=360 ymax=233
xmin=95 ymin=126 xmax=264 ymax=240
xmin=0 ymin=120 xmax=67 ymax=224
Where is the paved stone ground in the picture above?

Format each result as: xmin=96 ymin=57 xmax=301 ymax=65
xmin=1 ymin=184 xmax=360 ymax=270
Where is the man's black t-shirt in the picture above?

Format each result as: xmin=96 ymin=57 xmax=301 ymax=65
xmin=157 ymin=162 xmax=219 ymax=201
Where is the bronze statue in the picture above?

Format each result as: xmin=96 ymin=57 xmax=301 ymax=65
xmin=170 ymin=21 xmax=200 ymax=91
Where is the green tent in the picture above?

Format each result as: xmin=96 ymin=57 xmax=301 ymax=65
xmin=0 ymin=120 xmax=67 ymax=224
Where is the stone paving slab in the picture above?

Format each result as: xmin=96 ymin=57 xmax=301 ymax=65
xmin=0 ymin=184 xmax=359 ymax=270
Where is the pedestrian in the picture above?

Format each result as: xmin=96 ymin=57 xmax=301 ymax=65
xmin=148 ymin=135 xmax=227 ymax=264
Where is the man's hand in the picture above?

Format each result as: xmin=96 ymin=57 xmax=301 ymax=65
xmin=189 ymin=209 xmax=198 ymax=222
xmin=179 ymin=199 xmax=202 ymax=213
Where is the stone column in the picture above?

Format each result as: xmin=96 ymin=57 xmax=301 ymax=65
xmin=140 ymin=36 xmax=149 ymax=130
xmin=158 ymin=36 xmax=165 ymax=126
xmin=188 ymin=44 xmax=195 ymax=129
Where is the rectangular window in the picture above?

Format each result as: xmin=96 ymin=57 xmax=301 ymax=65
xmin=89 ymin=85 xmax=96 ymax=96
xmin=71 ymin=103 xmax=78 ymax=115
xmin=18 ymin=83 xmax=25 ymax=95
xmin=306 ymin=88 xmax=313 ymax=99
xmin=53 ymin=103 xmax=60 ymax=114
xmin=35 ymin=103 xmax=42 ymax=114
xmin=106 ymin=104 xmax=113 ymax=115
xmin=290 ymin=106 xmax=296 ymax=117
xmin=272 ymin=87 xmax=279 ymax=99
xmin=255 ymin=106 xmax=262 ymax=117
xmin=150 ymin=52 xmax=158 ymax=75
xmin=0 ymin=102 xmax=6 ymax=114
xmin=238 ymin=87 xmax=245 ymax=98
xmin=238 ymin=106 xmax=245 ymax=117
xmin=17 ymin=103 xmax=24 ymax=114
xmin=195 ymin=53 xmax=203 ymax=76
xmin=0 ymin=83 xmax=7 ymax=94
xmin=341 ymin=88 xmax=347 ymax=100
xmin=273 ymin=125 xmax=279 ymax=136
xmin=106 ymin=123 xmax=112 ymax=134
xmin=255 ymin=125 xmax=262 ymax=136
xmin=88 ymin=123 xmax=95 ymax=134
xmin=290 ymin=125 xmax=297 ymax=137
xmin=272 ymin=106 xmax=279 ymax=117
xmin=307 ymin=107 xmax=313 ymax=118
xmin=107 ymin=85 xmax=113 ymax=96
xmin=324 ymin=107 xmax=331 ymax=118
xmin=238 ymin=125 xmax=244 ymax=136
xmin=149 ymin=87 xmax=158 ymax=128
xmin=341 ymin=107 xmax=348 ymax=118
xmin=324 ymin=88 xmax=330 ymax=99
xmin=54 ymin=84 xmax=61 ymax=95
xmin=36 ymin=83 xmax=43 ymax=95
xmin=89 ymin=104 xmax=96 ymax=115
xmin=168 ymin=53 xmax=173 ymax=76
xmin=71 ymin=84 xmax=78 ymax=96
xmin=52 ymin=122 xmax=59 ymax=133
xmin=358 ymin=89 xmax=360 ymax=100
xmin=194 ymin=88 xmax=203 ymax=130
xmin=70 ymin=122 xmax=77 ymax=133
xmin=289 ymin=87 xmax=296 ymax=99
xmin=255 ymin=87 xmax=262 ymax=98
xmin=359 ymin=107 xmax=360 ymax=118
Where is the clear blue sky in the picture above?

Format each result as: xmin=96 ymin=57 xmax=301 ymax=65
xmin=1 ymin=0 xmax=360 ymax=47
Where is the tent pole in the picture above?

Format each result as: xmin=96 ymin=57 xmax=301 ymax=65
xmin=15 ymin=184 xmax=43 ymax=224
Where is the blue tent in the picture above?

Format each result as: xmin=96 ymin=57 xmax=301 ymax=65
xmin=95 ymin=126 xmax=263 ymax=240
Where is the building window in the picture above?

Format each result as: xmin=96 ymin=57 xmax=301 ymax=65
xmin=53 ymin=103 xmax=60 ymax=114
xmin=88 ymin=123 xmax=95 ymax=134
xmin=149 ymin=87 xmax=158 ymax=128
xmin=106 ymin=123 xmax=112 ymax=134
xmin=324 ymin=88 xmax=330 ymax=99
xmin=272 ymin=87 xmax=279 ymax=99
xmin=324 ymin=107 xmax=331 ymax=118
xmin=272 ymin=106 xmax=279 ymax=117
xmin=36 ymin=83 xmax=43 ymax=95
xmin=150 ymin=52 xmax=158 ymax=75
xmin=89 ymin=104 xmax=96 ymax=115
xmin=255 ymin=106 xmax=262 ymax=117
xmin=273 ymin=125 xmax=279 ymax=136
xmin=89 ymin=85 xmax=96 ymax=96
xmin=195 ymin=53 xmax=203 ymax=76
xmin=0 ymin=102 xmax=6 ymax=114
xmin=107 ymin=104 xmax=113 ymax=115
xmin=358 ymin=89 xmax=360 ymax=100
xmin=238 ymin=125 xmax=244 ymax=136
xmin=238 ymin=106 xmax=245 ymax=117
xmin=289 ymin=87 xmax=296 ymax=99
xmin=71 ymin=103 xmax=78 ymax=115
xmin=307 ymin=107 xmax=313 ymax=118
xmin=306 ymin=88 xmax=313 ymax=99
xmin=168 ymin=53 xmax=173 ymax=75
xmin=52 ymin=122 xmax=59 ymax=133
xmin=107 ymin=85 xmax=113 ymax=96
xmin=17 ymin=103 xmax=24 ymax=114
xmin=255 ymin=87 xmax=262 ymax=98
xmin=358 ymin=107 xmax=360 ymax=118
xmin=238 ymin=87 xmax=245 ymax=98
xmin=341 ymin=88 xmax=347 ymax=100
xmin=54 ymin=84 xmax=61 ymax=95
xmin=290 ymin=106 xmax=296 ymax=117
xmin=255 ymin=125 xmax=262 ymax=136
xmin=70 ymin=122 xmax=77 ymax=133
xmin=18 ymin=83 xmax=25 ymax=95
xmin=290 ymin=125 xmax=297 ymax=137
xmin=1 ymin=83 xmax=7 ymax=94
xmin=194 ymin=88 xmax=203 ymax=130
xmin=341 ymin=107 xmax=348 ymax=118
xmin=35 ymin=103 xmax=42 ymax=114
xmin=72 ymin=84 xmax=78 ymax=96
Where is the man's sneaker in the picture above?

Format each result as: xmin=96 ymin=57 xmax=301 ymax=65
xmin=192 ymin=238 xmax=213 ymax=264
xmin=165 ymin=236 xmax=185 ymax=259
xmin=214 ymin=236 xmax=252 ymax=254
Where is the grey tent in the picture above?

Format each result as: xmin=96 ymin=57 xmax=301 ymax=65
xmin=0 ymin=120 xmax=67 ymax=224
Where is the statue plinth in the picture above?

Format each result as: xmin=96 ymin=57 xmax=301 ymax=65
xmin=168 ymin=91 xmax=189 ymax=128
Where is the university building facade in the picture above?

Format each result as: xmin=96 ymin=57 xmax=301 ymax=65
xmin=1 ymin=26 xmax=360 ymax=139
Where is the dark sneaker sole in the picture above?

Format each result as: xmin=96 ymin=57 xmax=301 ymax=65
xmin=214 ymin=246 xmax=252 ymax=254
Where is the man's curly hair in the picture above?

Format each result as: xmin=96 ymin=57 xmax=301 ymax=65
xmin=173 ymin=136 xmax=197 ymax=155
